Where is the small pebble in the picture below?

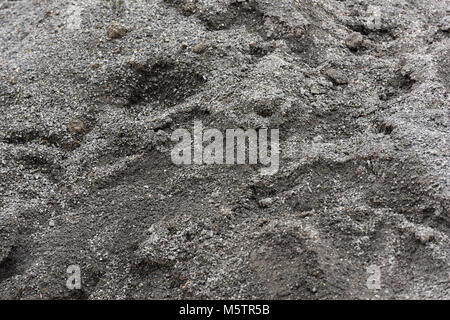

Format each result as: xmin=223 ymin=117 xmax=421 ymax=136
xmin=415 ymin=229 xmax=434 ymax=244
xmin=193 ymin=43 xmax=208 ymax=54
xmin=68 ymin=119 xmax=85 ymax=134
xmin=313 ymin=135 xmax=323 ymax=143
xmin=439 ymin=16 xmax=450 ymax=32
xmin=90 ymin=62 xmax=101 ymax=70
xmin=106 ymin=22 xmax=128 ymax=39
xmin=345 ymin=32 xmax=364 ymax=51
xmin=325 ymin=68 xmax=348 ymax=85
xmin=259 ymin=197 xmax=274 ymax=208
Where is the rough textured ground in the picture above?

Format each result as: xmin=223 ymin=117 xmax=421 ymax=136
xmin=0 ymin=0 xmax=449 ymax=299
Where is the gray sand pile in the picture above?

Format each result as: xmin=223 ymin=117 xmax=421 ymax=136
xmin=0 ymin=0 xmax=449 ymax=299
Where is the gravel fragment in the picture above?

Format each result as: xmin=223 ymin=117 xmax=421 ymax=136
xmin=67 ymin=119 xmax=85 ymax=134
xmin=106 ymin=22 xmax=128 ymax=39
xmin=345 ymin=32 xmax=364 ymax=51
xmin=259 ymin=197 xmax=275 ymax=208
xmin=325 ymin=68 xmax=348 ymax=85
xmin=439 ymin=16 xmax=450 ymax=32
xmin=192 ymin=42 xmax=208 ymax=54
